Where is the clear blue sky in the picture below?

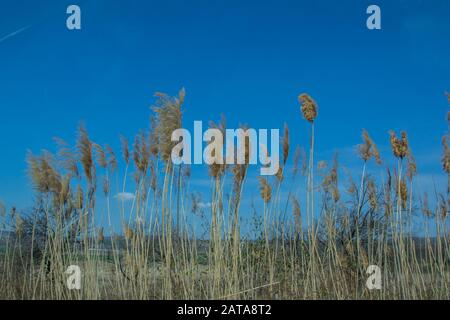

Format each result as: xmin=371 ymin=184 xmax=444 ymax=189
xmin=0 ymin=0 xmax=449 ymax=227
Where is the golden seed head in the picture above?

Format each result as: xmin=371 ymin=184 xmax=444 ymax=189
xmin=396 ymin=178 xmax=408 ymax=210
xmin=275 ymin=166 xmax=284 ymax=182
xmin=94 ymin=143 xmax=107 ymax=168
xmin=389 ymin=130 xmax=409 ymax=159
xmin=105 ymin=144 xmax=118 ymax=173
xmin=77 ymin=125 xmax=95 ymax=184
xmin=133 ymin=131 xmax=150 ymax=174
xmin=442 ymin=136 xmax=450 ymax=174
xmin=27 ymin=152 xmax=63 ymax=195
xmin=298 ymin=93 xmax=318 ymax=123
xmin=120 ymin=135 xmax=130 ymax=165
xmin=151 ymin=88 xmax=184 ymax=163
xmin=367 ymin=180 xmax=377 ymax=210
xmin=332 ymin=187 xmax=340 ymax=203
xmin=358 ymin=129 xmax=381 ymax=164
xmin=406 ymin=154 xmax=417 ymax=181
xmin=282 ymin=123 xmax=290 ymax=165
xmin=54 ymin=137 xmax=79 ymax=178
xmin=258 ymin=177 xmax=272 ymax=203
xmin=208 ymin=115 xmax=227 ymax=179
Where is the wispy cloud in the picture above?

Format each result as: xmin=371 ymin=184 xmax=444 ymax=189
xmin=114 ymin=192 xmax=135 ymax=202
xmin=0 ymin=25 xmax=31 ymax=43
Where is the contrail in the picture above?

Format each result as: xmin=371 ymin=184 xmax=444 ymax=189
xmin=0 ymin=25 xmax=31 ymax=43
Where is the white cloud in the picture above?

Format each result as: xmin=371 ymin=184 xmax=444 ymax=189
xmin=114 ymin=192 xmax=135 ymax=202
xmin=197 ymin=202 xmax=211 ymax=209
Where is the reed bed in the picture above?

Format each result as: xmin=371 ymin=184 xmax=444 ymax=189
xmin=0 ymin=90 xmax=448 ymax=300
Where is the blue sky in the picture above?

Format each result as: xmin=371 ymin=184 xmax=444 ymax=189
xmin=0 ymin=0 xmax=449 ymax=232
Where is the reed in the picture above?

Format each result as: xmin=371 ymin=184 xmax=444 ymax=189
xmin=0 ymin=90 xmax=448 ymax=300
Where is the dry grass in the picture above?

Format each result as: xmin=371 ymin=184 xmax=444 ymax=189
xmin=0 ymin=90 xmax=449 ymax=300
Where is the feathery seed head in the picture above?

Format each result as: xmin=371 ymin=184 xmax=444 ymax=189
xmin=396 ymin=178 xmax=408 ymax=210
xmin=442 ymin=136 xmax=450 ymax=174
xmin=282 ymin=123 xmax=290 ymax=165
xmin=77 ymin=125 xmax=95 ymax=184
xmin=389 ymin=130 xmax=409 ymax=159
xmin=151 ymin=88 xmax=184 ymax=163
xmin=258 ymin=177 xmax=272 ymax=203
xmin=298 ymin=93 xmax=318 ymax=123
xmin=358 ymin=129 xmax=381 ymax=164
xmin=367 ymin=179 xmax=377 ymax=210
xmin=105 ymin=145 xmax=118 ymax=173
xmin=276 ymin=166 xmax=284 ymax=182
xmin=94 ymin=143 xmax=107 ymax=169
xmin=406 ymin=154 xmax=417 ymax=181
xmin=120 ymin=135 xmax=130 ymax=165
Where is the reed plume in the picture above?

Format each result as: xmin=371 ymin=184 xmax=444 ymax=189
xmin=406 ymin=153 xmax=417 ymax=181
xmin=103 ymin=145 xmax=116 ymax=171
xmin=54 ymin=137 xmax=79 ymax=178
xmin=152 ymin=88 xmax=184 ymax=163
xmin=94 ymin=143 xmax=107 ymax=169
xmin=208 ymin=115 xmax=227 ymax=178
xmin=120 ymin=135 xmax=130 ymax=165
xmin=396 ymin=178 xmax=408 ymax=210
xmin=389 ymin=130 xmax=409 ymax=159
xmin=367 ymin=179 xmax=377 ymax=210
xmin=298 ymin=93 xmax=318 ymax=123
xmin=258 ymin=177 xmax=272 ymax=203
xmin=27 ymin=151 xmax=62 ymax=194
xmin=358 ymin=129 xmax=381 ymax=164
xmin=282 ymin=123 xmax=289 ymax=165
xmin=77 ymin=125 xmax=95 ymax=185
xmin=442 ymin=136 xmax=450 ymax=174
xmin=133 ymin=131 xmax=150 ymax=174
